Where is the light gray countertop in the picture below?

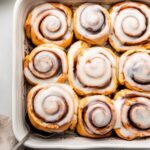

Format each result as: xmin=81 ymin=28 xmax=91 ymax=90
xmin=0 ymin=0 xmax=14 ymax=117
xmin=0 ymin=0 xmax=147 ymax=150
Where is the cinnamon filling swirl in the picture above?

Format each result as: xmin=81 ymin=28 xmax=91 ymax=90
xmin=29 ymin=51 xmax=61 ymax=79
xmin=33 ymin=88 xmax=69 ymax=123
xmin=25 ymin=3 xmax=73 ymax=47
xmin=76 ymin=53 xmax=112 ymax=88
xmin=109 ymin=2 xmax=150 ymax=51
xmin=24 ymin=44 xmax=67 ymax=85
xmin=122 ymin=96 xmax=150 ymax=131
xmin=38 ymin=9 xmax=67 ymax=40
xmin=74 ymin=3 xmax=110 ymax=45
xmin=79 ymin=5 xmax=105 ymax=33
xmin=68 ymin=41 xmax=117 ymax=95
xmin=114 ymin=90 xmax=150 ymax=140
xmin=128 ymin=103 xmax=150 ymax=130
xmin=119 ymin=49 xmax=150 ymax=92
xmin=27 ymin=84 xmax=78 ymax=132
xmin=77 ymin=95 xmax=116 ymax=137
xmin=125 ymin=53 xmax=150 ymax=85
xmin=82 ymin=101 xmax=112 ymax=135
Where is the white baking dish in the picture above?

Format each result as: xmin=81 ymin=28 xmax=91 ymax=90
xmin=12 ymin=0 xmax=150 ymax=149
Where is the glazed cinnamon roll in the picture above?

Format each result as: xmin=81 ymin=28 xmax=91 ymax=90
xmin=109 ymin=2 xmax=150 ymax=52
xmin=74 ymin=3 xmax=111 ymax=46
xmin=77 ymin=95 xmax=116 ymax=138
xmin=25 ymin=3 xmax=73 ymax=48
xmin=68 ymin=41 xmax=118 ymax=96
xmin=119 ymin=49 xmax=150 ymax=92
xmin=24 ymin=44 xmax=67 ymax=85
xmin=114 ymin=89 xmax=150 ymax=140
xmin=27 ymin=84 xmax=78 ymax=133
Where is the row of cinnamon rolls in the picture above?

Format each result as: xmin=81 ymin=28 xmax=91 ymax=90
xmin=27 ymin=84 xmax=150 ymax=140
xmin=25 ymin=2 xmax=150 ymax=52
xmin=25 ymin=41 xmax=150 ymax=140
xmin=24 ymin=41 xmax=150 ymax=94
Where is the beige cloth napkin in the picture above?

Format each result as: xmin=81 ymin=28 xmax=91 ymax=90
xmin=0 ymin=114 xmax=132 ymax=150
xmin=0 ymin=114 xmax=43 ymax=150
xmin=0 ymin=114 xmax=17 ymax=150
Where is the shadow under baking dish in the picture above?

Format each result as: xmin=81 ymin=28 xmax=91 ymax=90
xmin=12 ymin=0 xmax=150 ymax=149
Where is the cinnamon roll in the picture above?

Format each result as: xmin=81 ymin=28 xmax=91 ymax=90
xmin=77 ymin=95 xmax=116 ymax=138
xmin=109 ymin=2 xmax=150 ymax=52
xmin=119 ymin=49 xmax=150 ymax=92
xmin=114 ymin=89 xmax=150 ymax=140
xmin=27 ymin=84 xmax=78 ymax=133
xmin=68 ymin=41 xmax=118 ymax=96
xmin=24 ymin=44 xmax=67 ymax=85
xmin=25 ymin=3 xmax=73 ymax=48
xmin=74 ymin=3 xmax=111 ymax=46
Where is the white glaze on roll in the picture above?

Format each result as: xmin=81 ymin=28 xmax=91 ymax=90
xmin=68 ymin=41 xmax=117 ymax=95
xmin=114 ymin=98 xmax=125 ymax=128
xmin=74 ymin=3 xmax=110 ymax=45
xmin=79 ymin=95 xmax=116 ymax=137
xmin=114 ymin=90 xmax=150 ymax=140
xmin=34 ymin=85 xmax=74 ymax=126
xmin=24 ymin=44 xmax=67 ymax=85
xmin=76 ymin=3 xmax=109 ymax=39
xmin=109 ymin=2 xmax=150 ymax=52
xmin=27 ymin=84 xmax=78 ymax=132
xmin=25 ymin=3 xmax=73 ymax=47
xmin=119 ymin=49 xmax=150 ymax=92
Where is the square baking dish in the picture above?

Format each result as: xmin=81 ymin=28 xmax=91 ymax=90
xmin=12 ymin=0 xmax=150 ymax=149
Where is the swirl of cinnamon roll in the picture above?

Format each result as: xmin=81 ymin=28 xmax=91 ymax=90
xmin=77 ymin=95 xmax=116 ymax=138
xmin=114 ymin=89 xmax=150 ymax=140
xmin=25 ymin=3 xmax=73 ymax=48
xmin=119 ymin=49 xmax=150 ymax=92
xmin=24 ymin=44 xmax=67 ymax=85
xmin=68 ymin=41 xmax=118 ymax=96
xmin=74 ymin=3 xmax=111 ymax=46
xmin=27 ymin=84 xmax=78 ymax=133
xmin=109 ymin=2 xmax=150 ymax=52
